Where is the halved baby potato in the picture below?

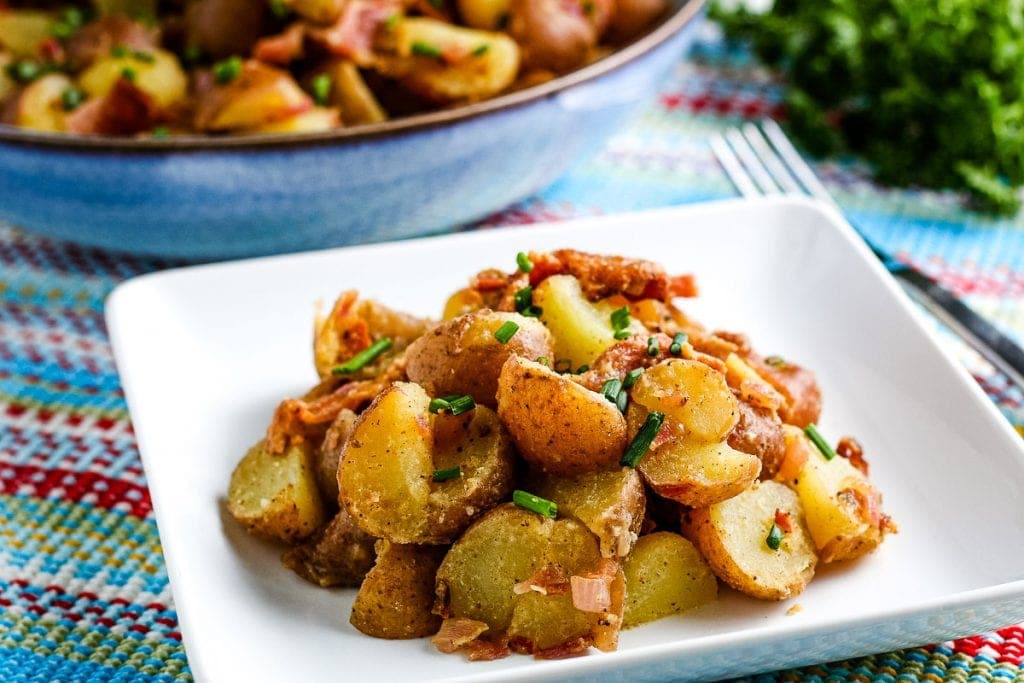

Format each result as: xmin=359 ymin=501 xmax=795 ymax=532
xmin=339 ymin=382 xmax=515 ymax=544
xmin=79 ymin=48 xmax=188 ymax=108
xmin=631 ymin=358 xmax=739 ymax=442
xmin=405 ymin=310 xmax=552 ymax=408
xmin=350 ymin=540 xmax=446 ymax=639
xmin=0 ymin=10 xmax=55 ymax=58
xmin=281 ymin=507 xmax=377 ymax=587
xmin=684 ymin=480 xmax=817 ymax=601
xmin=497 ymin=355 xmax=627 ymax=476
xmin=11 ymin=73 xmax=72 ymax=132
xmin=249 ymin=107 xmax=340 ymax=133
xmin=533 ymin=274 xmax=618 ymax=369
xmin=528 ymin=467 xmax=645 ymax=558
xmin=227 ymin=439 xmax=328 ymax=543
xmin=622 ymin=532 xmax=717 ymax=628
xmin=435 ymin=504 xmax=623 ymax=654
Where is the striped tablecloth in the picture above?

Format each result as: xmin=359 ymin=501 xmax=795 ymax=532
xmin=2 ymin=23 xmax=1023 ymax=682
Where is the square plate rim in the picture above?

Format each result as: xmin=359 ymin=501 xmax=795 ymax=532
xmin=105 ymin=196 xmax=1024 ymax=683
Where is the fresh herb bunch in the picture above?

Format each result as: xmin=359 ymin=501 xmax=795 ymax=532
xmin=712 ymin=0 xmax=1024 ymax=214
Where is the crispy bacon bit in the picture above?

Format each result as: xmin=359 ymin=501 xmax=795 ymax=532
xmin=253 ymin=23 xmax=306 ymax=64
xmin=39 ymin=38 xmax=64 ymax=62
xmin=749 ymin=353 xmax=822 ymax=428
xmin=466 ymin=638 xmax=511 ymax=661
xmin=570 ymin=559 xmax=618 ymax=614
xmin=529 ymin=249 xmax=687 ymax=302
xmin=471 ymin=269 xmax=511 ymax=291
xmin=533 ymin=636 xmax=592 ymax=660
xmin=838 ymin=483 xmax=883 ymax=527
xmin=774 ymin=508 xmax=793 ymax=534
xmin=836 ymin=436 xmax=869 ymax=475
xmin=650 ymin=421 xmax=674 ymax=451
xmin=309 ymin=0 xmax=400 ymax=65
xmin=442 ymin=44 xmax=470 ymax=65
xmin=512 ymin=565 xmax=570 ymax=596
xmin=64 ymin=78 xmax=160 ymax=135
xmin=431 ymin=618 xmax=489 ymax=654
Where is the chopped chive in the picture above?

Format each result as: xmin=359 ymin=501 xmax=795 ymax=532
xmin=428 ymin=397 xmax=451 ymax=414
xmin=615 ymin=389 xmax=628 ymax=413
xmin=331 ymin=338 xmax=393 ymax=374
xmin=213 ymin=55 xmax=243 ymax=84
xmin=623 ymin=368 xmax=643 ymax=389
xmin=575 ymin=364 xmax=589 ymax=374
xmin=384 ymin=12 xmax=401 ymax=29
xmin=151 ymin=126 xmax=170 ymax=138
xmin=536 ymin=356 xmax=550 ymax=367
xmin=411 ymin=41 xmax=443 ymax=58
xmin=268 ymin=0 xmax=290 ymax=19
xmin=765 ymin=355 xmax=787 ymax=368
xmin=582 ymin=0 xmax=595 ymax=14
xmin=432 ymin=466 xmax=462 ymax=482
xmin=61 ymin=87 xmax=84 ymax=111
xmin=554 ymin=358 xmax=573 ymax=373
xmin=669 ymin=332 xmax=688 ymax=356
xmin=516 ymin=251 xmax=533 ymax=273
xmin=132 ymin=50 xmax=155 ymax=63
xmin=613 ymin=329 xmax=632 ymax=340
xmin=600 ymin=378 xmax=623 ymax=403
xmin=647 ymin=337 xmax=660 ymax=357
xmin=111 ymin=44 xmax=129 ymax=58
xmin=610 ymin=306 xmax=630 ymax=331
xmin=513 ymin=490 xmax=558 ymax=519
xmin=120 ymin=67 xmax=137 ymax=81
xmin=514 ymin=286 xmax=533 ymax=313
xmin=523 ymin=305 xmax=542 ymax=318
xmin=494 ymin=320 xmax=519 ymax=344
xmin=621 ymin=411 xmax=664 ymax=467
xmin=804 ymin=423 xmax=837 ymax=461
xmin=311 ymin=73 xmax=331 ymax=106
xmin=766 ymin=523 xmax=784 ymax=550
xmin=446 ymin=394 xmax=476 ymax=415
xmin=183 ymin=44 xmax=204 ymax=64
xmin=7 ymin=60 xmax=40 ymax=83
xmin=471 ymin=43 xmax=490 ymax=56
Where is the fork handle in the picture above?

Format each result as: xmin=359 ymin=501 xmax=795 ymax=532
xmin=887 ymin=263 xmax=1024 ymax=389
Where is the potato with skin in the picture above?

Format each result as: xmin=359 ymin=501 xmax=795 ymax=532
xmin=622 ymin=532 xmax=717 ymax=628
xmin=194 ymin=60 xmax=313 ymax=131
xmin=316 ymin=408 xmax=356 ymax=506
xmin=323 ymin=60 xmax=388 ymax=125
xmin=250 ymin=107 xmax=340 ymax=133
xmin=748 ymin=355 xmax=822 ymax=428
xmin=9 ymin=73 xmax=72 ymax=132
xmin=351 ymin=541 xmax=446 ymax=639
xmin=684 ymin=480 xmax=817 ymax=601
xmin=533 ymin=274 xmax=618 ymax=369
xmin=405 ymin=310 xmax=552 ymax=408
xmin=776 ymin=426 xmax=893 ymax=563
xmin=606 ymin=0 xmax=669 ymax=42
xmin=497 ymin=356 xmax=627 ymax=476
xmin=228 ymin=439 xmax=328 ymax=543
xmin=435 ymin=504 xmax=623 ymax=653
xmin=79 ymin=49 xmax=189 ymax=108
xmin=727 ymin=397 xmax=786 ymax=480
xmin=631 ymin=359 xmax=739 ymax=443
xmin=457 ymin=0 xmax=511 ymax=29
xmin=0 ymin=10 xmax=55 ymax=58
xmin=508 ymin=0 xmax=597 ymax=73
xmin=281 ymin=507 xmax=377 ymax=587
xmin=340 ymin=382 xmax=515 ymax=544
xmin=528 ymin=467 xmax=645 ymax=558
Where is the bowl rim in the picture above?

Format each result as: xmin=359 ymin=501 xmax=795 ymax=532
xmin=0 ymin=0 xmax=704 ymax=153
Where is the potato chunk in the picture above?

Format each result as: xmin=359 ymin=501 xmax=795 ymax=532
xmin=458 ymin=0 xmax=512 ymax=29
xmin=637 ymin=432 xmax=762 ymax=508
xmin=406 ymin=310 xmax=552 ymax=408
xmin=11 ymin=73 xmax=72 ymax=132
xmin=631 ymin=359 xmax=739 ymax=442
xmin=777 ymin=426 xmax=893 ymax=563
xmin=528 ymin=467 xmax=645 ymax=558
xmin=0 ymin=10 xmax=54 ymax=58
xmin=340 ymin=382 xmax=515 ymax=543
xmin=497 ymin=356 xmax=627 ymax=476
xmin=622 ymin=532 xmax=717 ymax=628
xmin=79 ymin=48 xmax=188 ymax=108
xmin=533 ymin=274 xmax=617 ymax=369
xmin=351 ymin=541 xmax=446 ymax=639
xmin=435 ymin=504 xmax=622 ymax=653
xmin=281 ymin=507 xmax=376 ymax=587
xmin=392 ymin=18 xmax=520 ymax=103
xmin=227 ymin=439 xmax=328 ymax=543
xmin=685 ymin=480 xmax=816 ymax=601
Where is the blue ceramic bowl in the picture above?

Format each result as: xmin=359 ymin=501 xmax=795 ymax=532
xmin=0 ymin=1 xmax=705 ymax=259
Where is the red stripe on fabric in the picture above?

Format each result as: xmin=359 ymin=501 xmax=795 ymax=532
xmin=660 ymin=92 xmax=785 ymax=120
xmin=0 ymin=463 xmax=151 ymax=517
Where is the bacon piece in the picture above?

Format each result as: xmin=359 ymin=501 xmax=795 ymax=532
xmin=253 ymin=23 xmax=306 ymax=64
xmin=836 ymin=436 xmax=869 ymax=475
xmin=570 ymin=559 xmax=618 ymax=613
xmin=774 ymin=508 xmax=793 ymax=533
xmin=431 ymin=618 xmax=489 ymax=654
xmin=309 ymin=0 xmax=400 ymax=65
xmin=65 ymin=15 xmax=158 ymax=70
xmin=64 ymin=78 xmax=159 ymax=136
xmin=466 ymin=638 xmax=511 ymax=661
xmin=533 ymin=636 xmax=592 ymax=660
xmin=748 ymin=354 xmax=822 ymax=428
xmin=529 ymin=249 xmax=694 ymax=302
xmin=513 ymin=565 xmax=570 ymax=596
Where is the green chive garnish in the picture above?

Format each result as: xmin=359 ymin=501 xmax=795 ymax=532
xmin=536 ymin=356 xmax=550 ymax=367
xmin=494 ymin=321 xmax=519 ymax=344
xmin=615 ymin=389 xmax=628 ymax=413
xmin=268 ymin=0 xmax=290 ymax=19
xmin=513 ymin=490 xmax=557 ymax=519
xmin=669 ymin=332 xmax=688 ymax=356
xmin=765 ymin=355 xmax=787 ymax=368
xmin=433 ymin=466 xmax=462 ymax=482
xmin=183 ymin=45 xmax=204 ymax=64
xmin=601 ymin=378 xmax=623 ymax=403
xmin=132 ymin=50 xmax=155 ymax=63
xmin=623 ymin=368 xmax=643 ymax=389
xmin=331 ymin=338 xmax=393 ymax=374
xmin=610 ymin=306 xmax=630 ymax=329
xmin=613 ymin=330 xmax=632 ymax=340
xmin=311 ymin=73 xmax=331 ymax=106
xmin=446 ymin=394 xmax=476 ymax=415
xmin=428 ymin=397 xmax=451 ymax=414
xmin=575 ymin=364 xmax=589 ymax=374
xmin=151 ymin=126 xmax=170 ymax=138
xmin=411 ymin=41 xmax=443 ymax=58
xmin=472 ymin=44 xmax=490 ymax=56
xmin=384 ymin=12 xmax=401 ymax=29
xmin=516 ymin=251 xmax=533 ymax=273
xmin=766 ymin=523 xmax=784 ymax=550
xmin=213 ymin=55 xmax=243 ymax=84
xmin=111 ymin=45 xmax=129 ymax=58
xmin=647 ymin=337 xmax=660 ymax=357
xmin=804 ymin=423 xmax=836 ymax=461
xmin=514 ymin=286 xmax=533 ymax=313
xmin=7 ymin=60 xmax=40 ymax=83
xmin=554 ymin=358 xmax=573 ymax=373
xmin=61 ymin=87 xmax=84 ymax=111
xmin=120 ymin=67 xmax=137 ymax=81
xmin=621 ymin=411 xmax=664 ymax=467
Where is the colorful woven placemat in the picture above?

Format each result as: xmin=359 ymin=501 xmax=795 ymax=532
xmin=2 ymin=23 xmax=1023 ymax=683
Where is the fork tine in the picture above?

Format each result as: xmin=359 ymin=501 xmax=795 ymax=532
xmin=760 ymin=119 xmax=842 ymax=213
xmin=724 ymin=128 xmax=782 ymax=195
xmin=710 ymin=134 xmax=760 ymax=198
xmin=741 ymin=122 xmax=803 ymax=194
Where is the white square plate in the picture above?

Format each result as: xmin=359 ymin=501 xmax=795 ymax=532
xmin=107 ymin=197 xmax=1024 ymax=682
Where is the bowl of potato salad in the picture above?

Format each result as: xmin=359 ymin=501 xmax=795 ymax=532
xmin=0 ymin=0 xmax=705 ymax=258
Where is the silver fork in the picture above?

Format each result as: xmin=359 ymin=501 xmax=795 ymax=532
xmin=712 ymin=119 xmax=1024 ymax=390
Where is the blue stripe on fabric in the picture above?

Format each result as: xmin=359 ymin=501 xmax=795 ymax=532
xmin=0 ymin=646 xmax=186 ymax=683
xmin=0 ymin=379 xmax=127 ymax=412
xmin=0 ymin=358 xmax=121 ymax=393
xmin=0 ymin=427 xmax=139 ymax=471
